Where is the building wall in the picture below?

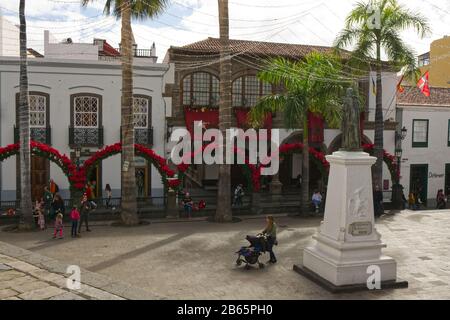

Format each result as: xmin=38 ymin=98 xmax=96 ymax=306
xmin=44 ymin=30 xmax=99 ymax=61
xmin=0 ymin=15 xmax=19 ymax=57
xmin=398 ymin=105 xmax=450 ymax=202
xmin=0 ymin=57 xmax=173 ymax=200
xmin=419 ymin=36 xmax=450 ymax=88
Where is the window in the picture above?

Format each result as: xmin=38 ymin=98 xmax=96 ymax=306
xmin=412 ymin=119 xmax=429 ymax=147
xmin=73 ymin=95 xmax=99 ymax=128
xmin=182 ymin=72 xmax=219 ymax=107
xmin=29 ymin=95 xmax=47 ymax=127
xmin=232 ymin=75 xmax=272 ymax=107
xmin=133 ymin=96 xmax=150 ymax=129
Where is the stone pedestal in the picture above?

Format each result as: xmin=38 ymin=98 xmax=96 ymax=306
xmin=295 ymin=151 xmax=407 ymax=291
xmin=270 ymin=173 xmax=283 ymax=202
xmin=165 ymin=189 xmax=179 ymax=219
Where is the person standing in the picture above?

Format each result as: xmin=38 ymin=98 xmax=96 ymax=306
xmin=70 ymin=205 xmax=81 ymax=238
xmin=49 ymin=179 xmax=59 ymax=196
xmin=436 ymin=189 xmax=446 ymax=209
xmin=373 ymin=184 xmax=384 ymax=217
xmin=43 ymin=186 xmax=53 ymax=218
xmin=53 ymin=213 xmax=64 ymax=239
xmin=261 ymin=216 xmax=278 ymax=263
xmin=105 ymin=184 xmax=112 ymax=209
xmin=78 ymin=193 xmax=92 ymax=233
xmin=51 ymin=194 xmax=65 ymax=220
xmin=233 ymin=184 xmax=244 ymax=207
xmin=85 ymin=183 xmax=97 ymax=210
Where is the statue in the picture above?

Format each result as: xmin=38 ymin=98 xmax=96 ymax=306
xmin=340 ymin=87 xmax=361 ymax=151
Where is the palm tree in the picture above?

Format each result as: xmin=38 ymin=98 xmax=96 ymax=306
xmin=18 ymin=0 xmax=33 ymax=230
xmin=82 ymin=0 xmax=169 ymax=225
xmin=215 ymin=0 xmax=232 ymax=222
xmin=249 ymin=52 xmax=348 ymax=215
xmin=334 ymin=0 xmax=430 ymax=189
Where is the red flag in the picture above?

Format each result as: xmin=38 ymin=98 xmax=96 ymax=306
xmin=396 ymin=75 xmax=405 ymax=93
xmin=417 ymin=71 xmax=430 ymax=97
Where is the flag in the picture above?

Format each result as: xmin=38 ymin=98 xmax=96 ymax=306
xmin=397 ymin=75 xmax=405 ymax=93
xmin=417 ymin=71 xmax=430 ymax=97
xmin=372 ymin=76 xmax=376 ymax=95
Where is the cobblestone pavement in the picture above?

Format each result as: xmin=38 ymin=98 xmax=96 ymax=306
xmin=0 ymin=209 xmax=449 ymax=299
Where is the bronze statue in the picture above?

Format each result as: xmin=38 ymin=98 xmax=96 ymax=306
xmin=340 ymin=87 xmax=361 ymax=151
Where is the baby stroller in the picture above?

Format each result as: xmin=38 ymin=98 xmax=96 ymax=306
xmin=235 ymin=234 xmax=268 ymax=269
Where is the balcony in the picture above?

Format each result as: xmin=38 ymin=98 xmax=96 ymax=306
xmin=69 ymin=126 xmax=104 ymax=148
xmin=114 ymin=48 xmax=155 ymax=58
xmin=14 ymin=126 xmax=51 ymax=145
xmin=120 ymin=127 xmax=153 ymax=147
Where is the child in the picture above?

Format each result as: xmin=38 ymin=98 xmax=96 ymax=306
xmin=53 ymin=213 xmax=64 ymax=239
xmin=70 ymin=206 xmax=81 ymax=238
xmin=37 ymin=207 xmax=46 ymax=230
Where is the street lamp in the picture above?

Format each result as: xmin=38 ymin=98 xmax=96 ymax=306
xmin=396 ymin=126 xmax=407 ymax=141
xmin=393 ymin=126 xmax=407 ymax=209
xmin=75 ymin=147 xmax=81 ymax=169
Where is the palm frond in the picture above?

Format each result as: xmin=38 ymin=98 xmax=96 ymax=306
xmin=82 ymin=0 xmax=169 ymax=20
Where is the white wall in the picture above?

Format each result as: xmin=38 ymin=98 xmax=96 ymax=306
xmin=0 ymin=57 xmax=172 ymax=200
xmin=399 ymin=106 xmax=450 ymax=201
xmin=0 ymin=15 xmax=19 ymax=57
xmin=44 ymin=30 xmax=99 ymax=61
xmin=368 ymin=71 xmax=398 ymax=122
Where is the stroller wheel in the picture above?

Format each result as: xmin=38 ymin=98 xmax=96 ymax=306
xmin=258 ymin=262 xmax=265 ymax=269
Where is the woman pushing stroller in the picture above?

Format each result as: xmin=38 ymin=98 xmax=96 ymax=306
xmin=261 ymin=215 xmax=277 ymax=264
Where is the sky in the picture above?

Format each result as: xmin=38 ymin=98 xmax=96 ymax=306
xmin=0 ymin=0 xmax=449 ymax=62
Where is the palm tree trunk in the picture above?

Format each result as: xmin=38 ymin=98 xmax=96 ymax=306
xmin=18 ymin=0 xmax=33 ymax=230
xmin=215 ymin=0 xmax=232 ymax=222
xmin=373 ymin=42 xmax=384 ymax=190
xmin=120 ymin=0 xmax=139 ymax=225
xmin=301 ymin=117 xmax=310 ymax=215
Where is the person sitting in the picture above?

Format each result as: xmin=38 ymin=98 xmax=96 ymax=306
xmin=182 ymin=192 xmax=194 ymax=218
xmin=311 ymin=190 xmax=322 ymax=213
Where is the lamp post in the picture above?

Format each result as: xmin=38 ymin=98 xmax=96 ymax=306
xmin=75 ymin=147 xmax=81 ymax=169
xmin=393 ymin=126 xmax=407 ymax=209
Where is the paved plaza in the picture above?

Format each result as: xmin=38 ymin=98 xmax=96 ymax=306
xmin=0 ymin=209 xmax=449 ymax=299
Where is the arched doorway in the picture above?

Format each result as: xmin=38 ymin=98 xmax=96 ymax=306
xmin=278 ymin=132 xmax=326 ymax=192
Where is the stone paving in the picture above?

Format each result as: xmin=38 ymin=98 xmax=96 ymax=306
xmin=0 ymin=209 xmax=449 ymax=299
xmin=0 ymin=243 xmax=162 ymax=300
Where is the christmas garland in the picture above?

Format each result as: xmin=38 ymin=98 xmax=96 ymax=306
xmin=362 ymin=143 xmax=399 ymax=183
xmin=0 ymin=141 xmax=180 ymax=193
xmin=82 ymin=142 xmax=179 ymax=192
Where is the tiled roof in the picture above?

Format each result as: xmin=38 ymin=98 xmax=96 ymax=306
xmin=397 ymin=86 xmax=450 ymax=107
xmin=173 ymin=37 xmax=337 ymax=58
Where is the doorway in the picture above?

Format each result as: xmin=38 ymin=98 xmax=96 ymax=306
xmin=31 ymin=156 xmax=49 ymax=201
xmin=445 ymin=164 xmax=450 ymax=196
xmin=409 ymin=164 xmax=428 ymax=204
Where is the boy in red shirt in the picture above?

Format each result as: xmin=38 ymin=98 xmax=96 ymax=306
xmin=70 ymin=205 xmax=81 ymax=238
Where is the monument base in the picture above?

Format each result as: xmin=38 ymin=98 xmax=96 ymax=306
xmin=293 ymin=264 xmax=408 ymax=293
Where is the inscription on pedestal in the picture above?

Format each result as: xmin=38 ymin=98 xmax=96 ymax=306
xmin=348 ymin=221 xmax=372 ymax=236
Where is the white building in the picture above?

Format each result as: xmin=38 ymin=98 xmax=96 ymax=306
xmin=397 ymin=86 xmax=450 ymax=205
xmin=0 ymin=13 xmax=19 ymax=57
xmin=0 ymin=30 xmax=174 ymax=201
